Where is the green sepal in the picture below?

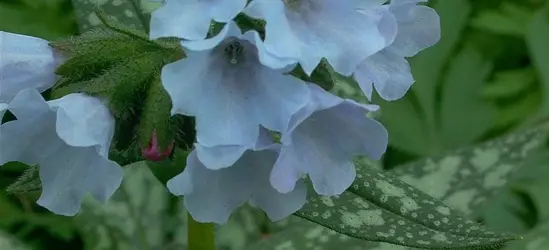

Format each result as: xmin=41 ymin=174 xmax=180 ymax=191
xmin=54 ymin=35 xmax=156 ymax=81
xmin=290 ymin=59 xmax=336 ymax=91
xmin=138 ymin=76 xmax=175 ymax=151
xmin=147 ymin=148 xmax=189 ymax=185
xmin=6 ymin=165 xmax=42 ymax=194
xmin=53 ymin=52 xmax=164 ymax=99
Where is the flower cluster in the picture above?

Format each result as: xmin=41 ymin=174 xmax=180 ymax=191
xmin=0 ymin=0 xmax=439 ymax=222
xmin=153 ymin=0 xmax=440 ymax=223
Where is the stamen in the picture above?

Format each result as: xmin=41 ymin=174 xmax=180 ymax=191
xmin=224 ymin=41 xmax=244 ymax=65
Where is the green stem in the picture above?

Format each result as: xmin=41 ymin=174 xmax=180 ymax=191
xmin=187 ymin=212 xmax=215 ymax=250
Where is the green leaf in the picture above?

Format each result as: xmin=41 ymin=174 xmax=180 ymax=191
xmin=147 ymin=149 xmax=188 ymax=185
xmin=503 ymin=220 xmax=549 ymax=250
xmin=75 ymin=162 xmax=172 ymax=250
xmin=408 ymin=0 xmax=471 ymax=148
xmin=71 ymin=0 xmax=148 ymax=32
xmin=6 ymin=165 xmax=41 ymax=194
xmin=470 ymin=2 xmax=532 ymax=37
xmin=391 ymin=126 xmax=547 ymax=216
xmin=250 ymin=127 xmax=547 ymax=250
xmin=294 ymin=165 xmax=516 ymax=249
xmin=482 ymin=68 xmax=537 ymax=99
xmin=0 ymin=0 xmax=77 ymax=40
xmin=439 ymin=45 xmax=496 ymax=149
xmin=376 ymin=94 xmax=430 ymax=156
xmin=0 ymin=231 xmax=32 ymax=250
xmin=246 ymin=218 xmax=370 ymax=250
xmin=526 ymin=5 xmax=549 ymax=119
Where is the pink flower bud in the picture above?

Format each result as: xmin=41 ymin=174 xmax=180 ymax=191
xmin=142 ymin=131 xmax=175 ymax=161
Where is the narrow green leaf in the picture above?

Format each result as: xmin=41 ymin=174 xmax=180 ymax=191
xmin=439 ymin=45 xmax=496 ymax=149
xmin=6 ymin=165 xmax=41 ymax=194
xmin=409 ymin=0 xmax=471 ymax=146
xmin=492 ymin=91 xmax=541 ymax=129
xmin=376 ymin=94 xmax=431 ymax=156
xmin=526 ymin=6 xmax=549 ymax=119
xmin=71 ymin=0 xmax=147 ymax=32
xmin=482 ymin=67 xmax=537 ymax=99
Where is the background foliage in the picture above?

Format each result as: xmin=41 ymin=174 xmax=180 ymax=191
xmin=1 ymin=0 xmax=549 ymax=249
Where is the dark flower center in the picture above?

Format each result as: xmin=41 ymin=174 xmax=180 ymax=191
xmin=224 ymin=41 xmax=244 ymax=65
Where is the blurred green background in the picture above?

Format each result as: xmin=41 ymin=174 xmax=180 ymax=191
xmin=1 ymin=0 xmax=549 ymax=249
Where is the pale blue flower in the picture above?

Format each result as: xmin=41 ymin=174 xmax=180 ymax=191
xmin=0 ymin=89 xmax=122 ymax=216
xmin=271 ymin=84 xmax=388 ymax=196
xmin=355 ymin=0 xmax=441 ymax=101
xmin=244 ymin=0 xmax=397 ymax=76
xmin=0 ymin=31 xmax=61 ymax=106
xmin=150 ymin=0 xmax=248 ymax=40
xmin=167 ymin=132 xmax=307 ymax=224
xmin=161 ymin=22 xmax=309 ymax=169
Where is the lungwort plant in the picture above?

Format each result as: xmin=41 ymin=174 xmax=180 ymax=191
xmin=1 ymin=0 xmax=543 ymax=249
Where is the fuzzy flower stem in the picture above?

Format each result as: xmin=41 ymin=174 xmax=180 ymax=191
xmin=188 ymin=212 xmax=215 ymax=250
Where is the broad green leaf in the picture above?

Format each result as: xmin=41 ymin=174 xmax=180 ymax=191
xmin=0 ymin=0 xmax=77 ymax=39
xmin=439 ymin=45 xmax=496 ymax=149
xmin=0 ymin=231 xmax=31 ymax=250
xmin=503 ymin=220 xmax=549 ymax=250
xmin=71 ymin=0 xmax=148 ymax=32
xmin=391 ymin=126 xmax=547 ymax=216
xmin=479 ymin=190 xmax=531 ymax=234
xmin=526 ymin=5 xmax=549 ymax=119
xmin=246 ymin=218 xmax=370 ymax=250
xmin=75 ymin=162 xmax=172 ymax=250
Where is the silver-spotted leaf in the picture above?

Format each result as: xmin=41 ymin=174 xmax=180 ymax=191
xmin=71 ymin=0 xmax=147 ymax=32
xmin=252 ymin=126 xmax=547 ymax=250
xmin=75 ymin=162 xmax=171 ymax=250
xmin=391 ymin=127 xmax=547 ymax=216
xmin=294 ymin=170 xmax=515 ymax=249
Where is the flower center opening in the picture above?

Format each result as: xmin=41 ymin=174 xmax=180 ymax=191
xmin=224 ymin=41 xmax=244 ymax=65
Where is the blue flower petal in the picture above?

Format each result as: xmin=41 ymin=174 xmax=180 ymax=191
xmin=354 ymin=1 xmax=440 ymax=101
xmin=244 ymin=0 xmax=397 ymax=75
xmin=167 ymin=147 xmax=306 ymax=224
xmin=161 ymin=23 xmax=309 ymax=152
xmin=0 ymin=89 xmax=122 ymax=216
xmin=150 ymin=0 xmax=247 ymax=40
xmin=0 ymin=31 xmax=62 ymax=103
xmin=272 ymin=85 xmax=388 ymax=196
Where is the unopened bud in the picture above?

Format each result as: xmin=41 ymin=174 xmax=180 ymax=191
xmin=141 ymin=131 xmax=175 ymax=161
